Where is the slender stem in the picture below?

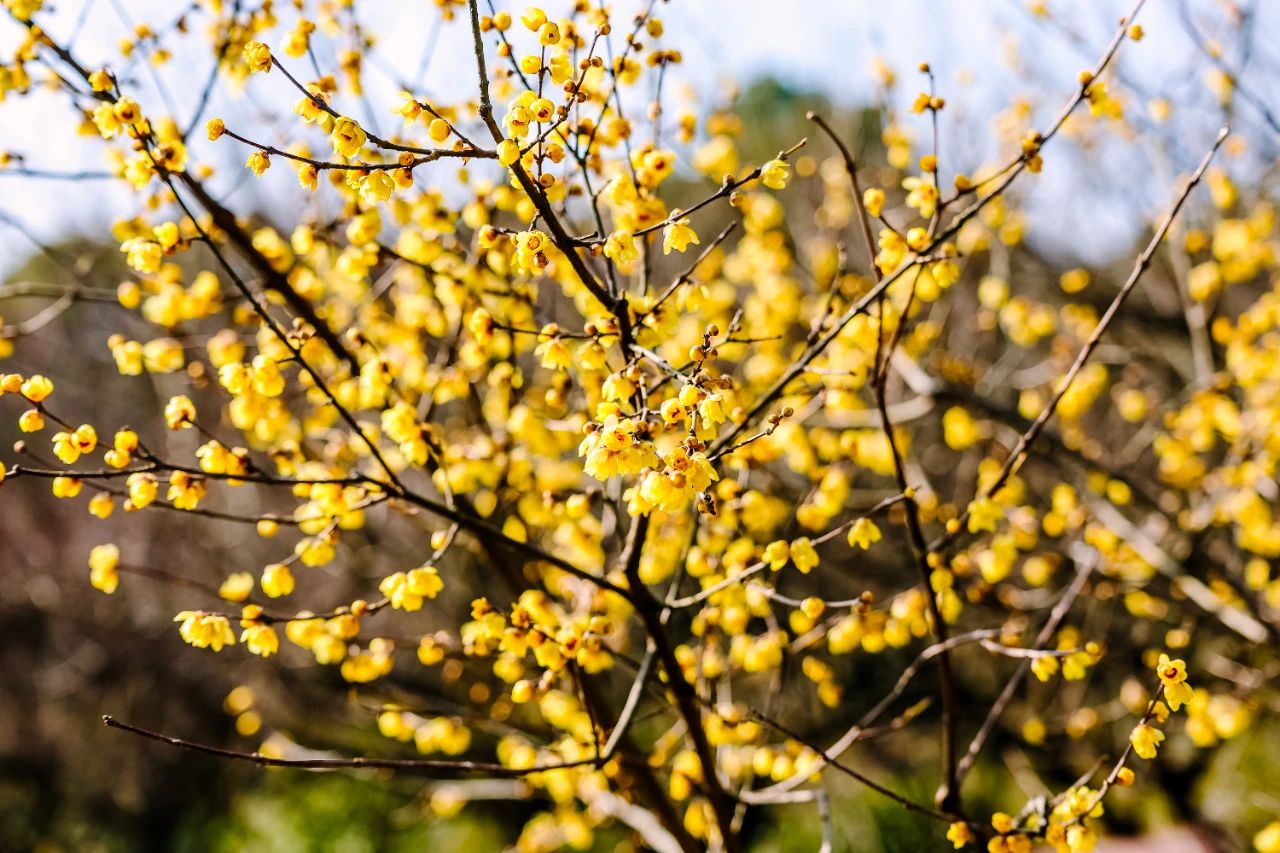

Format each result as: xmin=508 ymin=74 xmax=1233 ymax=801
xmin=933 ymin=124 xmax=1230 ymax=552
xmin=103 ymin=715 xmax=598 ymax=775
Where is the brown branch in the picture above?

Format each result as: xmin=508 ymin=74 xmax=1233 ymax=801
xmin=620 ymin=515 xmax=741 ymax=852
xmin=102 ymin=715 xmax=598 ymax=776
xmin=709 ymin=0 xmax=1150 ymax=457
xmin=953 ymin=555 xmax=1096 ymax=787
xmin=932 ymin=124 xmax=1229 ymax=551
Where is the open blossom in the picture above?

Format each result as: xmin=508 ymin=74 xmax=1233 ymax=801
xmin=380 ymin=566 xmax=444 ymax=611
xmin=1129 ymin=723 xmax=1165 ymax=760
xmin=763 ymin=539 xmax=790 ymax=571
xmin=760 ymin=158 xmax=790 ymax=190
xmin=1155 ymin=653 xmax=1195 ymax=711
xmin=626 ymin=447 xmax=719 ymax=515
xmin=19 ymin=374 xmax=53 ymax=402
xmin=847 ymin=517 xmax=882 ymax=549
xmin=241 ymin=623 xmax=279 ymax=657
xmin=242 ymin=41 xmax=272 ymax=73
xmin=604 ymin=230 xmax=638 ymax=269
xmin=126 ymin=472 xmax=158 ymax=509
xmin=175 ymin=611 xmax=236 ymax=651
xmin=121 ymin=237 xmax=162 ymax=273
xmin=533 ymin=331 xmax=571 ymax=371
xmin=578 ymin=413 xmax=659 ymax=481
xmin=360 ymin=170 xmax=395 ymax=203
xmin=330 ymin=116 xmax=367 ymax=159
xmin=789 ymin=537 xmax=819 ymax=573
xmin=164 ymin=394 xmax=197 ymax=429
xmin=245 ymin=150 xmax=270 ymax=176
xmin=946 ymin=822 xmax=974 ymax=849
xmin=902 ymin=175 xmax=939 ymax=217
xmin=166 ymin=470 xmax=207 ymax=510
xmin=662 ymin=216 xmax=699 ymax=254
xmin=966 ymin=496 xmax=1003 ymax=533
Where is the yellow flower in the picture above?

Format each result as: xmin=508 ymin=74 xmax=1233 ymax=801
xmin=427 ymin=117 xmax=451 ymax=142
xmin=4 ymin=0 xmax=44 ymax=22
xmin=497 ymin=139 xmax=521 ymax=166
xmin=88 ymin=543 xmax=120 ymax=594
xmin=418 ymin=636 xmax=446 ymax=666
xmin=790 ymin=537 xmax=819 ymax=573
xmin=604 ymin=230 xmax=638 ymax=269
xmin=663 ymin=217 xmax=699 ymax=255
xmin=153 ymin=221 xmax=180 ymax=251
xmin=360 ymin=170 xmax=395 ymax=203
xmin=20 ymin=374 xmax=53 ymax=402
xmin=121 ymin=237 xmax=162 ymax=273
xmin=330 ymin=116 xmax=367 ymax=159
xmin=340 ymin=640 xmax=394 ymax=682
xmin=863 ymin=187 xmax=885 ymax=217
xmin=219 ymin=572 xmax=255 ymax=602
xmin=175 ymin=611 xmax=236 ymax=651
xmin=395 ymin=91 xmax=422 ymax=123
xmin=533 ymin=334 xmax=572 ymax=371
xmin=71 ymin=423 xmax=97 ymax=454
xmin=242 ymin=623 xmax=279 ymax=657
xmin=1129 ymin=723 xmax=1164 ymax=759
xmin=291 ymin=84 xmax=330 ymax=123
xmin=164 ymin=395 xmax=197 ymax=429
xmin=112 ymin=98 xmax=142 ymax=126
xmin=520 ymin=6 xmax=546 ymax=30
xmin=114 ymin=428 xmax=138 ymax=452
xmin=519 ymin=54 xmax=542 ymax=75
xmin=514 ymin=229 xmax=550 ymax=271
xmin=280 ymin=21 xmax=314 ymax=57
xmin=88 ymin=69 xmax=113 ymax=92
xmin=760 ymin=158 xmax=790 ymax=190
xmin=245 ymin=151 xmax=271 ymax=176
xmin=92 ymin=103 xmax=121 ymax=139
xmin=88 ymin=492 xmax=115 ymax=519
xmin=18 ymin=409 xmax=44 ymax=432
xmin=946 ymin=821 xmax=975 ymax=849
xmin=1030 ymin=655 xmax=1059 ymax=682
xmin=537 ymin=21 xmax=560 ymax=47
xmin=380 ymin=566 xmax=444 ymax=611
xmin=875 ymin=228 xmax=908 ymax=273
xmin=52 ymin=431 xmax=81 ymax=465
xmin=242 ymin=41 xmax=272 ymax=73
xmin=126 ymin=472 xmax=158 ymax=509
xmin=902 ymin=175 xmax=939 ymax=218
xmin=1254 ymin=822 xmax=1280 ymax=853
xmin=166 ymin=471 xmax=207 ymax=510
xmin=1059 ymin=268 xmax=1090 ymax=294
xmin=1064 ymin=825 xmax=1096 ymax=853
xmin=52 ymin=476 xmax=82 ymax=498
xmin=762 ymin=539 xmax=790 ymax=571
xmin=1155 ymin=653 xmax=1194 ymax=711
xmin=261 ymin=562 xmax=295 ymax=598
xmin=206 ymin=118 xmax=225 ymax=141
xmin=942 ymin=406 xmax=982 ymax=450
xmin=298 ymin=163 xmax=319 ymax=192
xmin=847 ymin=517 xmax=882 ymax=550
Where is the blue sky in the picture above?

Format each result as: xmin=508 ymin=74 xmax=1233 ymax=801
xmin=1 ymin=0 xmax=1276 ymax=273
